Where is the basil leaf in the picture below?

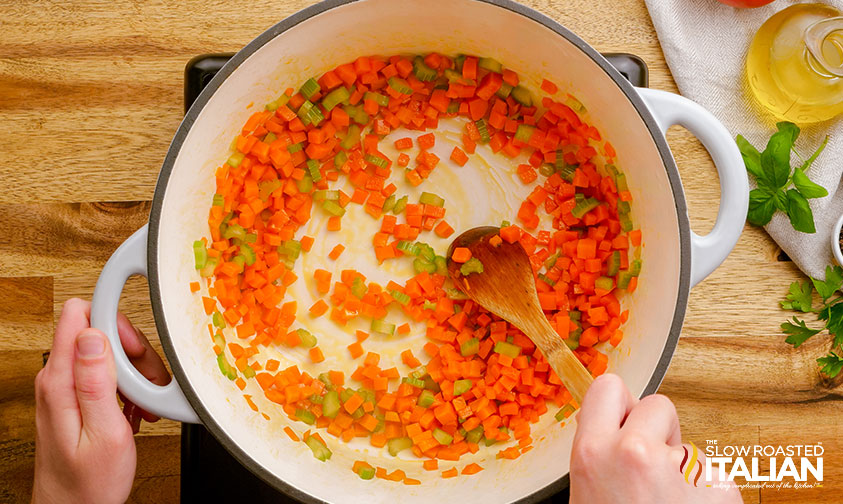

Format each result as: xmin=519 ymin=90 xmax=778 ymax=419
xmin=760 ymin=129 xmax=795 ymax=189
xmin=736 ymin=135 xmax=763 ymax=179
xmin=792 ymin=167 xmax=828 ymax=199
xmin=801 ymin=135 xmax=828 ymax=172
xmin=785 ymin=189 xmax=815 ymax=233
xmin=747 ymin=188 xmax=777 ymax=226
xmin=776 ymin=121 xmax=800 ymax=145
xmin=773 ymin=189 xmax=788 ymax=212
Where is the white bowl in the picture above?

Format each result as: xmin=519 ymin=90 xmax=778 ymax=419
xmin=832 ymin=212 xmax=843 ymax=266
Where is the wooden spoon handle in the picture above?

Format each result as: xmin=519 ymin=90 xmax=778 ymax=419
xmin=525 ymin=317 xmax=594 ymax=405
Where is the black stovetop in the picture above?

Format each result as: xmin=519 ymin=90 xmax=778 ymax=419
xmin=179 ymin=52 xmax=648 ymax=504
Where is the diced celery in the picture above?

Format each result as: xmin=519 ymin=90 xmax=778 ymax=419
xmin=475 ymin=119 xmax=491 ymax=143
xmin=453 ymin=379 xmax=472 ymax=396
xmin=539 ymin=164 xmax=555 ymax=177
xmin=494 ymin=341 xmax=521 ymax=358
xmin=382 ymin=194 xmax=396 ymax=213
xmin=565 ymin=95 xmax=586 ymax=113
xmin=227 ymin=151 xmax=245 ymax=167
xmin=333 ymin=150 xmax=348 ymax=168
xmin=478 ymin=57 xmax=503 ymax=73
xmin=392 ymin=195 xmax=408 ymax=214
xmin=417 ymin=389 xmax=435 ymax=408
xmin=460 ymin=337 xmax=479 ymax=357
xmin=322 ymin=200 xmax=346 ymax=217
xmin=511 ymin=85 xmax=533 ymax=106
xmin=340 ymin=124 xmax=361 ymax=150
xmin=444 ymin=68 xmax=463 ymax=82
xmin=620 ymin=213 xmax=634 ymax=232
xmin=240 ymin=243 xmax=256 ymax=266
xmin=390 ymin=290 xmax=411 ymax=306
xmin=287 ymin=142 xmax=303 ymax=153
xmin=258 ymin=179 xmax=282 ymax=201
xmin=279 ymin=239 xmax=302 ymax=259
xmin=445 ymin=287 xmax=469 ymax=300
xmin=416 ymin=242 xmax=435 ymax=261
xmin=388 ymin=76 xmax=413 ymax=95
xmin=309 ymin=393 xmax=324 ymax=404
xmin=322 ymin=86 xmax=350 ymax=111
xmin=263 ymin=132 xmax=277 ymax=144
xmin=212 ymin=194 xmax=225 ymax=207
xmin=299 ymin=78 xmax=321 ymax=100
xmin=212 ymin=311 xmax=225 ymax=329
xmin=607 ymin=251 xmax=621 ymax=276
xmin=199 ymin=257 xmax=218 ymax=278
xmin=423 ymin=300 xmax=437 ymax=310
xmin=296 ymin=174 xmax=313 ymax=194
xmin=538 ymin=273 xmax=556 ymax=287
xmin=306 ymin=158 xmax=322 ymax=182
xmin=296 ymin=408 xmax=316 ymax=425
xmin=193 ymin=240 xmax=207 ymax=269
xmin=297 ymin=329 xmax=317 ymax=348
xmin=351 ymin=277 xmax=366 ymax=299
xmin=223 ymin=223 xmax=246 ymax=241
xmin=615 ymin=172 xmax=629 ymax=192
xmin=322 ymin=390 xmax=341 ymax=418
xmin=364 ymin=153 xmax=388 ymax=168
xmin=454 ymin=54 xmax=467 ymax=72
xmin=433 ymin=428 xmax=453 ymax=446
xmin=617 ymin=200 xmax=631 ymax=215
xmin=419 ymin=192 xmax=445 ymax=207
xmin=571 ymin=198 xmax=600 ymax=219
xmin=434 ymin=256 xmax=448 ymax=276
xmin=465 ymin=425 xmax=484 ymax=444
xmin=313 ymin=190 xmax=340 ymax=202
xmin=363 ymin=91 xmax=389 ymax=107
xmin=305 ymin=436 xmax=332 ymax=462
xmin=629 ymin=259 xmax=642 ymax=276
xmin=496 ymin=81 xmax=513 ymax=99
xmin=413 ymin=258 xmax=436 ymax=275
xmin=243 ymin=366 xmax=256 ymax=379
xmin=459 ymin=257 xmax=484 ymax=276
xmin=595 ymin=276 xmax=614 ymax=291
xmin=402 ymin=376 xmax=425 ymax=388
xmin=318 ymin=372 xmax=332 ymax=386
xmin=413 ymin=57 xmax=437 ymax=81
xmin=358 ymin=466 xmax=375 ymax=480
xmin=515 ymin=124 xmax=535 ymax=143
xmin=371 ymin=319 xmax=395 ymax=335
xmin=423 ymin=375 xmax=441 ymax=392
xmin=217 ymin=353 xmax=237 ymax=380
xmin=387 ymin=436 xmax=413 ymax=456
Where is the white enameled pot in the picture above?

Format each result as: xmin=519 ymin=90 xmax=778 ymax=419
xmin=91 ymin=0 xmax=749 ymax=502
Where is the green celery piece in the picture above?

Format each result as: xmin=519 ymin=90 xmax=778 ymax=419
xmin=358 ymin=466 xmax=375 ymax=480
xmin=402 ymin=376 xmax=425 ymax=388
xmin=478 ymin=57 xmax=503 ymax=73
xmin=227 ymin=151 xmax=245 ymax=167
xmin=240 ymin=243 xmax=256 ymax=266
xmin=382 ymin=194 xmax=397 ymax=213
xmin=295 ymin=408 xmax=316 ymax=425
xmin=212 ymin=194 xmax=225 ymax=207
xmin=433 ymin=428 xmax=453 ymax=445
xmin=453 ymin=379 xmax=473 ymax=396
xmin=193 ymin=240 xmax=207 ymax=269
xmin=515 ymin=124 xmax=535 ymax=143
xmin=363 ymin=91 xmax=389 ymax=106
xmin=296 ymin=174 xmax=313 ymax=194
xmin=351 ymin=277 xmax=366 ymax=299
xmin=460 ymin=257 xmax=484 ymax=276
xmin=390 ymin=289 xmax=411 ymax=306
xmin=199 ymin=257 xmax=218 ymax=278
xmin=223 ymin=223 xmax=246 ymax=241
xmin=511 ymin=85 xmax=533 ymax=106
xmin=371 ymin=319 xmax=395 ymax=335
xmin=414 ymin=258 xmax=436 ymax=275
xmin=322 ymin=200 xmax=346 ymax=217
xmin=340 ymin=124 xmax=361 ymax=150
xmin=607 ymin=251 xmax=621 ymax=276
xmin=413 ymin=57 xmax=438 ymax=81
xmin=364 ymin=153 xmax=389 ymax=168
xmin=555 ymin=404 xmax=576 ymax=422
xmin=539 ymin=164 xmax=555 ymax=177
xmin=387 ymin=437 xmax=413 ymax=456
xmin=460 ymin=337 xmax=480 ymax=357
xmin=419 ymin=192 xmax=445 ymax=207
xmin=571 ymin=198 xmax=600 ymax=219
xmin=297 ymin=329 xmax=317 ymax=348
xmin=322 ymin=86 xmax=350 ymax=111
xmin=595 ymin=276 xmax=614 ymax=291
xmin=212 ymin=311 xmax=225 ymax=329
xmin=216 ymin=353 xmax=237 ymax=380
xmin=475 ymin=119 xmax=491 ymax=143
xmin=322 ymin=391 xmax=341 ymax=418
xmin=392 ymin=195 xmax=408 ymax=214
xmin=494 ymin=341 xmax=521 ymax=358
xmin=465 ymin=426 xmax=484 ymax=444
xmin=417 ymin=389 xmax=435 ymax=408
xmin=299 ymin=78 xmax=321 ymax=100
xmin=434 ymin=256 xmax=448 ymax=276
xmin=305 ymin=436 xmax=332 ymax=462
xmin=388 ymin=76 xmax=413 ymax=95
xmin=306 ymin=159 xmax=322 ymax=182
xmin=496 ymin=81 xmax=513 ymax=99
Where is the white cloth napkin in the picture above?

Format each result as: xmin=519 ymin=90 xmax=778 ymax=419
xmin=644 ymin=0 xmax=843 ymax=279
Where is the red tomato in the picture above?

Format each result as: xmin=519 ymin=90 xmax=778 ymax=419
xmin=716 ymin=0 xmax=775 ymax=7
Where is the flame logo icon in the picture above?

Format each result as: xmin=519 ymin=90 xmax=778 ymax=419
xmin=680 ymin=442 xmax=703 ymax=487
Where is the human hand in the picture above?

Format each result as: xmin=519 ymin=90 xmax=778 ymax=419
xmin=569 ymin=374 xmax=742 ymax=504
xmin=32 ymin=298 xmax=170 ymax=504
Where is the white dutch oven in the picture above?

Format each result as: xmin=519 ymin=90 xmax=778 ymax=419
xmin=91 ymin=0 xmax=749 ymax=502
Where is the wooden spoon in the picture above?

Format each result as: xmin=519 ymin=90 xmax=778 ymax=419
xmin=447 ymin=226 xmax=593 ymax=404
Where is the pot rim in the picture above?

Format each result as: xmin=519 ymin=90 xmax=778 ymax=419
xmin=147 ymin=0 xmax=692 ymax=501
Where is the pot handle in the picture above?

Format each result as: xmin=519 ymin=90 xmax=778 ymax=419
xmin=636 ymin=87 xmax=748 ymax=287
xmin=91 ymin=224 xmax=200 ymax=423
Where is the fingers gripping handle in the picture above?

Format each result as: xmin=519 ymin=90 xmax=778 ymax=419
xmin=636 ymin=88 xmax=749 ymax=287
xmin=91 ymin=225 xmax=199 ymax=423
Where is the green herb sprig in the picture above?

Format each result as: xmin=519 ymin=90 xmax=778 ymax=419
xmin=737 ymin=122 xmax=828 ymax=233
xmin=781 ymin=265 xmax=843 ymax=377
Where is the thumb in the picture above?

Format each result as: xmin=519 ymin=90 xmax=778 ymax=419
xmin=74 ymin=329 xmax=125 ymax=437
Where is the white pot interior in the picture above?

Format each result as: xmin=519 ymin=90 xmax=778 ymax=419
xmin=153 ymin=0 xmax=683 ymax=502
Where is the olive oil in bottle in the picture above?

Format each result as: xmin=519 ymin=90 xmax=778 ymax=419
xmin=746 ymin=3 xmax=843 ymax=123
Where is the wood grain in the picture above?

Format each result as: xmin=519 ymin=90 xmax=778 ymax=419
xmin=0 ymin=0 xmax=837 ymax=502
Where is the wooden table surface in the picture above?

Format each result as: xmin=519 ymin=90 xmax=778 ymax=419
xmin=2 ymin=0 xmax=841 ymax=502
